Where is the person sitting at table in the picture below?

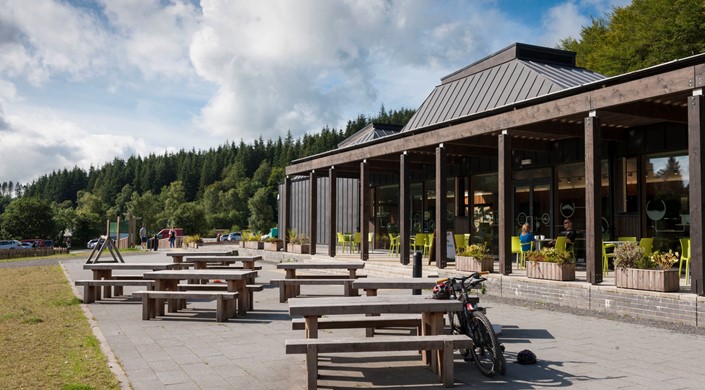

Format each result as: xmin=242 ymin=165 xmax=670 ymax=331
xmin=547 ymin=218 xmax=577 ymax=250
xmin=519 ymin=223 xmax=534 ymax=252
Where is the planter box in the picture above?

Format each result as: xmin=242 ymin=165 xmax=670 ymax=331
xmin=456 ymin=256 xmax=494 ymax=273
xmin=615 ymin=267 xmax=679 ymax=292
xmin=244 ymin=241 xmax=264 ymax=250
xmin=526 ymin=261 xmax=576 ymax=281
xmin=263 ymin=241 xmax=283 ymax=251
xmin=287 ymin=243 xmax=310 ymax=254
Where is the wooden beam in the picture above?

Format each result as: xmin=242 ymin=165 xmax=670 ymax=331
xmin=688 ymin=94 xmax=704 ymax=296
xmin=360 ymin=161 xmax=369 ymax=261
xmin=328 ymin=168 xmax=337 ymax=257
xmin=435 ymin=145 xmax=448 ymax=268
xmin=309 ymin=171 xmax=317 ymax=256
xmin=283 ymin=176 xmax=291 ymax=251
xmin=585 ymin=115 xmax=602 ymax=284
xmin=400 ymin=153 xmax=410 ymax=265
xmin=498 ymin=133 xmax=512 ymax=275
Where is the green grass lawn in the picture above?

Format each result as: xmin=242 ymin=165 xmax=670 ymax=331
xmin=0 ymin=266 xmax=120 ymax=389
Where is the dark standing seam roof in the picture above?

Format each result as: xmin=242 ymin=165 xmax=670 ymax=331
xmin=402 ymin=59 xmax=605 ymax=133
xmin=337 ymin=123 xmax=403 ymax=149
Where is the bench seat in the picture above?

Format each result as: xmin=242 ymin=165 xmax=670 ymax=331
xmin=270 ymin=278 xmax=358 ymax=302
xmin=133 ymin=290 xmax=238 ymax=322
xmin=177 ymin=283 xmax=264 ymax=311
xmin=75 ymin=279 xmax=155 ymax=303
xmin=285 ymin=335 xmax=473 ymax=389
xmin=291 ymin=314 xmax=421 ymax=336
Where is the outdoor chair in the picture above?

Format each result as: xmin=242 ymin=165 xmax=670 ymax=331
xmin=424 ymin=233 xmax=434 ymax=259
xmin=511 ymin=236 xmax=523 ymax=269
xmin=388 ymin=233 xmax=400 ymax=254
xmin=337 ymin=232 xmax=352 ymax=253
xmin=454 ymin=234 xmax=466 ymax=254
xmin=410 ymin=233 xmax=426 ymax=255
xmin=352 ymin=232 xmax=361 ymax=253
xmin=601 ymin=242 xmax=613 ymax=275
xmin=639 ymin=237 xmax=654 ymax=257
xmin=679 ymin=238 xmax=691 ymax=284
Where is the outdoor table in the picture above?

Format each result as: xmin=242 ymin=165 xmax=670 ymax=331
xmin=534 ymin=237 xmax=552 ymax=251
xmin=83 ymin=263 xmax=178 ymax=299
xmin=165 ymin=251 xmax=236 ymax=265
xmin=142 ymin=269 xmax=257 ymax=316
xmin=352 ymin=278 xmax=438 ymax=296
xmin=288 ymin=295 xmax=461 ymax=372
xmin=277 ymin=261 xmax=366 ymax=297
xmin=185 ymin=256 xmax=261 ymax=270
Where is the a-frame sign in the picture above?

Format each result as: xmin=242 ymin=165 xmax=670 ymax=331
xmin=85 ymin=235 xmax=125 ymax=264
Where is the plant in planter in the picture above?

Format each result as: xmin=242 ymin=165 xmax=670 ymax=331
xmin=242 ymin=231 xmax=264 ymax=249
xmin=263 ymin=236 xmax=283 ymax=251
xmin=286 ymin=229 xmax=311 ymax=253
xmin=525 ymin=247 xmax=575 ymax=281
xmin=456 ymin=243 xmax=494 ymax=272
xmin=614 ymin=242 xmax=679 ymax=292
xmin=183 ymin=235 xmax=203 ymax=248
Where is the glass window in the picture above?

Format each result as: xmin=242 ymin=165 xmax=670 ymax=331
xmin=471 ymin=174 xmax=498 ymax=253
xmin=645 ymin=154 xmax=689 ymax=252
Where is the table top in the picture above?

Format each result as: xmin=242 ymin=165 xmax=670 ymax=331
xmin=165 ymin=251 xmax=236 ymax=257
xmin=603 ymin=240 xmax=633 ymax=245
xmin=352 ymin=278 xmax=438 ymax=290
xmin=277 ymin=261 xmax=366 ymax=270
xmin=288 ymin=295 xmax=461 ymax=317
xmin=185 ymin=256 xmax=261 ymax=263
xmin=142 ymin=269 xmax=257 ymax=280
xmin=83 ymin=263 xmax=177 ymax=270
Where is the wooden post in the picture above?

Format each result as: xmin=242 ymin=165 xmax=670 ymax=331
xmin=360 ymin=160 xmax=369 ymax=261
xmin=400 ymin=153 xmax=410 ymax=265
xmin=689 ymin=93 xmax=704 ymax=296
xmin=435 ymin=145 xmax=447 ymax=268
xmin=328 ymin=167 xmax=337 ymax=257
xmin=585 ymin=114 xmax=603 ymax=284
xmin=498 ymin=132 xmax=512 ymax=274
xmin=283 ymin=176 xmax=291 ymax=251
xmin=309 ymin=171 xmax=317 ymax=256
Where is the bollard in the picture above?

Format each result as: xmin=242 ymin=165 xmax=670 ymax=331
xmin=412 ymin=251 xmax=422 ymax=295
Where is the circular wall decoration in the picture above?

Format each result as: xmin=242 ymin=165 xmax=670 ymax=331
xmin=541 ymin=213 xmax=551 ymax=226
xmin=601 ymin=217 xmax=609 ymax=233
xmin=560 ymin=202 xmax=575 ymax=219
xmin=516 ymin=212 xmax=527 ymax=226
xmin=646 ymin=199 xmax=666 ymax=221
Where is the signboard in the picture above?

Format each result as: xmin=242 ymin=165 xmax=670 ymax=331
xmin=446 ymin=231 xmax=456 ymax=261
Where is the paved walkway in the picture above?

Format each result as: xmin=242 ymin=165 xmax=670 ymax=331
xmin=62 ymin=249 xmax=705 ymax=389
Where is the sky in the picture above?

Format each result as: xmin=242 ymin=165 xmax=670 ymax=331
xmin=0 ymin=0 xmax=631 ymax=185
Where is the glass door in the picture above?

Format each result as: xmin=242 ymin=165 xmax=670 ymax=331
xmin=514 ymin=181 xmax=552 ymax=238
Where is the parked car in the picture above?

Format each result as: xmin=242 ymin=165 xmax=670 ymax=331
xmin=0 ymin=240 xmax=22 ymax=249
xmin=87 ymin=238 xmax=104 ymax=249
xmin=20 ymin=242 xmax=34 ymax=249
xmin=227 ymin=232 xmax=242 ymax=242
xmin=219 ymin=234 xmax=230 ymax=242
xmin=21 ymin=239 xmax=46 ymax=248
xmin=156 ymin=228 xmax=184 ymax=239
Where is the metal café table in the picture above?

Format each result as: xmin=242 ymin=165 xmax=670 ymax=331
xmin=288 ymin=295 xmax=461 ymax=372
xmin=83 ymin=262 xmax=178 ymax=299
xmin=142 ymin=269 xmax=257 ymax=316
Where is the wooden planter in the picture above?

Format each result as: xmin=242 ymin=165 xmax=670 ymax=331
xmin=526 ymin=261 xmax=576 ymax=281
xmin=456 ymin=256 xmax=494 ymax=273
xmin=287 ymin=243 xmax=310 ymax=254
xmin=244 ymin=241 xmax=264 ymax=250
xmin=615 ymin=267 xmax=679 ymax=292
xmin=263 ymin=241 xmax=283 ymax=251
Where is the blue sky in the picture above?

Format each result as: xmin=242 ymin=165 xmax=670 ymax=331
xmin=0 ymin=0 xmax=630 ymax=185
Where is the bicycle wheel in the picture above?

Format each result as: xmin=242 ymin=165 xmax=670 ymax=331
xmin=468 ymin=311 xmax=504 ymax=377
xmin=448 ymin=311 xmax=471 ymax=358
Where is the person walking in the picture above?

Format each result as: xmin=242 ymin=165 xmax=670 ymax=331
xmin=169 ymin=227 xmax=176 ymax=248
xmin=139 ymin=225 xmax=147 ymax=250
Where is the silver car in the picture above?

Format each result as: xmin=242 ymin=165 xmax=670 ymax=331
xmin=0 ymin=240 xmax=22 ymax=249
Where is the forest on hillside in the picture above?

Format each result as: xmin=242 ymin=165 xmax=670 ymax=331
xmin=1 ymin=0 xmax=703 ymax=247
xmin=0 ymin=107 xmax=415 ymax=246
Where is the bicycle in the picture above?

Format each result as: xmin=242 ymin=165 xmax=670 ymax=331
xmin=437 ymin=272 xmax=506 ymax=377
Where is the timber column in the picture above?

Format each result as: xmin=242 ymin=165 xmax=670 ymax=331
xmin=585 ymin=113 xmax=603 ymax=284
xmin=328 ymin=167 xmax=337 ymax=257
xmin=498 ymin=131 xmax=512 ymax=274
xmin=308 ymin=171 xmax=317 ymax=256
xmin=360 ymin=160 xmax=369 ymax=260
xmin=689 ymin=92 xmax=704 ymax=295
xmin=400 ymin=152 xmax=410 ymax=265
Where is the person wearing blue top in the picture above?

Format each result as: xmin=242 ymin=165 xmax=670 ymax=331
xmin=519 ymin=223 xmax=534 ymax=252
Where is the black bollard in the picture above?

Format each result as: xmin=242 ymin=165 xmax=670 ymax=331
xmin=412 ymin=251 xmax=422 ymax=295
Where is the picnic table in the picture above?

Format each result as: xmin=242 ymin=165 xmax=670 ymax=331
xmin=142 ymin=269 xmax=257 ymax=316
xmin=288 ymin=294 xmax=461 ymax=372
xmin=185 ymin=256 xmax=261 ymax=270
xmin=83 ymin=262 xmax=178 ymax=299
xmin=275 ymin=261 xmax=366 ymax=301
xmin=352 ymin=278 xmax=438 ymax=296
xmin=165 ymin=251 xmax=236 ymax=265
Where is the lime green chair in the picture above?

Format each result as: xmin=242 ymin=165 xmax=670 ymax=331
xmin=618 ymin=236 xmax=637 ymax=242
xmin=511 ymin=236 xmax=523 ymax=269
xmin=388 ymin=233 xmax=400 ymax=254
xmin=639 ymin=237 xmax=654 ymax=257
xmin=352 ymin=232 xmax=361 ymax=253
xmin=554 ymin=236 xmax=575 ymax=260
xmin=454 ymin=234 xmax=466 ymax=254
xmin=337 ymin=232 xmax=352 ymax=253
xmin=424 ymin=233 xmax=434 ymax=258
xmin=410 ymin=233 xmax=426 ymax=254
xmin=601 ymin=242 xmax=613 ymax=275
xmin=679 ymin=238 xmax=691 ymax=284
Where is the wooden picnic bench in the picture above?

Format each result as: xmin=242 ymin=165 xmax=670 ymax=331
xmin=177 ymin=283 xmax=265 ymax=311
xmin=133 ymin=290 xmax=238 ymax=322
xmin=75 ymin=279 xmax=155 ymax=303
xmin=286 ymin=334 xmax=473 ymax=389
xmin=270 ymin=278 xmax=358 ymax=302
xmin=82 ymin=263 xmax=178 ymax=299
xmin=291 ymin=314 xmax=421 ymax=334
xmin=275 ymin=261 xmax=366 ymax=302
xmin=165 ymin=251 xmax=238 ymax=265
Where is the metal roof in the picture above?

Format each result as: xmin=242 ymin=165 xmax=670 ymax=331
xmin=402 ymin=55 xmax=605 ymax=133
xmin=337 ymin=122 xmax=403 ymax=149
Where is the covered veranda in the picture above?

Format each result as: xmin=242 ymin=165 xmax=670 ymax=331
xmin=280 ymin=43 xmax=705 ymax=296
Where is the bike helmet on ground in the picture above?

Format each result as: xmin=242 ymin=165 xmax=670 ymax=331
xmin=432 ymin=282 xmax=451 ymax=299
xmin=517 ymin=349 xmax=537 ymax=365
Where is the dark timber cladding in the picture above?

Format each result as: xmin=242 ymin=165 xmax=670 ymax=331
xmin=281 ymin=42 xmax=705 ymax=296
